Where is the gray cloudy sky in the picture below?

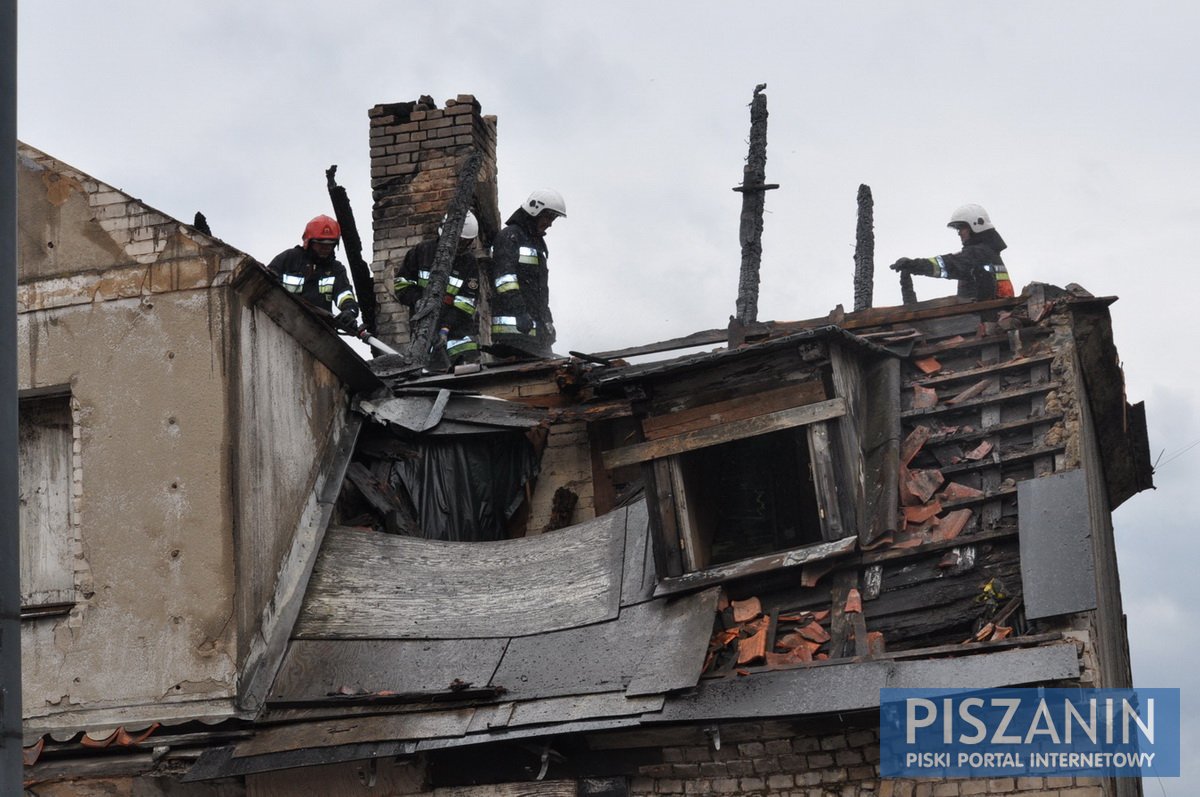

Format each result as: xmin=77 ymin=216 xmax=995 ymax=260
xmin=18 ymin=1 xmax=1199 ymax=791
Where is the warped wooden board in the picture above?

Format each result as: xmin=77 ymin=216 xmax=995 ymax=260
xmin=269 ymin=638 xmax=509 ymax=703
xmin=294 ymin=510 xmax=626 ymax=639
xmin=602 ymin=398 xmax=847 ymax=469
xmin=490 ymin=588 xmax=720 ymax=701
xmin=640 ymin=381 xmax=827 ymax=440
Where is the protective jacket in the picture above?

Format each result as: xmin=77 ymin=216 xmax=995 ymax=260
xmin=489 ymin=212 xmax=555 ymax=358
xmin=394 ymin=238 xmax=481 ymax=362
xmin=267 ymin=245 xmax=360 ymax=316
xmin=913 ymin=229 xmax=1013 ymax=300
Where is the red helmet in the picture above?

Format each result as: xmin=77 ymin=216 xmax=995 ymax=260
xmin=302 ymin=214 xmax=341 ymax=245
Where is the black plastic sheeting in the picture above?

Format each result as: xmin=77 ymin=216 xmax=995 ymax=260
xmin=390 ymin=432 xmax=538 ymax=541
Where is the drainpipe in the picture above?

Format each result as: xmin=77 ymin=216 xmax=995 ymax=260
xmin=0 ymin=0 xmax=24 ymax=791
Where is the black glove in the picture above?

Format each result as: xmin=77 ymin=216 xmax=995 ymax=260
xmin=890 ymin=257 xmax=915 ymax=273
xmin=516 ymin=313 xmax=534 ymax=335
xmin=333 ymin=308 xmax=359 ymax=333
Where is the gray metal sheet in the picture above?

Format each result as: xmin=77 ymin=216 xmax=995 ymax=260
xmin=295 ymin=509 xmax=626 ymax=639
xmin=490 ymin=589 xmax=719 ymax=700
xmin=619 ymin=501 xmax=657 ymax=606
xmin=654 ymin=643 xmax=1080 ymax=722
xmin=1018 ymin=468 xmax=1097 ymax=619
xmin=359 ymin=393 xmax=546 ymax=434
xmin=358 ymin=395 xmax=442 ymax=433
xmin=270 ymin=638 xmax=509 ymax=702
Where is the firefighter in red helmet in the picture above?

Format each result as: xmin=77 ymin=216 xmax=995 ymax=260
xmin=267 ymin=214 xmax=361 ymax=330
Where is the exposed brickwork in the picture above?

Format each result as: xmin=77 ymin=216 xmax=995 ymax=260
xmin=368 ymin=95 xmax=500 ymax=347
xmin=627 ymin=727 xmax=1115 ymax=796
xmin=17 ymin=143 xmax=249 ymax=313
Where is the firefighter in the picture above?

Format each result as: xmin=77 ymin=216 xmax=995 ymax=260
xmin=267 ymin=214 xmax=361 ymax=330
xmin=488 ymin=188 xmax=566 ymax=359
xmin=890 ymin=204 xmax=1014 ymax=300
xmin=394 ymin=211 xmax=483 ymax=366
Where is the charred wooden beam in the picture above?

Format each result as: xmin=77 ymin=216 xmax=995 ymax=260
xmin=853 ymin=184 xmax=874 ymax=312
xmin=406 ymin=152 xmax=483 ymax=368
xmin=733 ymin=84 xmax=778 ymax=326
xmin=326 ymin=165 xmax=379 ymax=334
xmin=900 ymin=271 xmax=918 ymax=305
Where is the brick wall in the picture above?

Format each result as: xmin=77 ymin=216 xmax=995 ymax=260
xmin=368 ymin=94 xmax=500 ymax=347
xmin=629 ymin=726 xmax=1113 ymax=797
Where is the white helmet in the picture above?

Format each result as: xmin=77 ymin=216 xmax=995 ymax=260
xmin=522 ymin=188 xmax=567 ymax=219
xmin=947 ymin=204 xmax=994 ymax=233
xmin=440 ymin=210 xmax=479 ymax=239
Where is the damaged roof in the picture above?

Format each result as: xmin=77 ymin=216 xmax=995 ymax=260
xmin=185 ymin=284 xmax=1148 ymax=780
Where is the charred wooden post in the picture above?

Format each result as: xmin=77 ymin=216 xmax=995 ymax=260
xmin=853 ymin=184 xmax=874 ymax=312
xmin=405 ymin=151 xmax=483 ymax=368
xmin=900 ymin=271 xmax=918 ymax=305
xmin=732 ymin=84 xmax=778 ymax=326
xmin=326 ymin=165 xmax=379 ymax=334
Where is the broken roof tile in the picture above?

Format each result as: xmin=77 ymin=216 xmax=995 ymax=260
xmin=794 ymin=621 xmax=831 ymax=645
xmin=22 ymin=737 xmax=45 ymax=766
xmin=940 ymin=481 xmax=984 ymax=501
xmin=900 ymin=425 xmax=932 ymax=467
xmin=914 ymin=357 xmax=942 ymax=375
xmin=844 ymin=588 xmax=863 ymax=614
xmin=912 ymin=385 xmax=939 ymax=409
xmin=901 ymin=467 xmax=944 ymax=505
xmin=903 ymin=499 xmax=943 ymax=525
xmin=964 ymin=440 xmax=995 ymax=461
xmin=736 ymin=620 xmax=768 ymax=666
xmin=931 ymin=509 xmax=973 ymax=542
xmin=731 ymin=597 xmax=763 ymax=623
xmin=765 ymin=647 xmax=813 ymax=668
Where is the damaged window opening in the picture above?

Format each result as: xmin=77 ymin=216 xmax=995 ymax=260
xmin=677 ymin=427 xmax=824 ymax=569
xmin=340 ymin=392 xmax=547 ymax=542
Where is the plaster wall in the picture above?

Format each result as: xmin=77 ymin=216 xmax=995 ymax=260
xmin=14 ymin=143 xmax=247 ymax=730
xmin=18 ymin=290 xmax=238 ymax=727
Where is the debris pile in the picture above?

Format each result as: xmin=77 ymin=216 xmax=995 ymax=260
xmin=703 ymin=591 xmax=885 ymax=675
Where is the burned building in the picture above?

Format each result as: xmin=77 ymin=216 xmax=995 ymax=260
xmin=15 ymin=97 xmax=1152 ymax=797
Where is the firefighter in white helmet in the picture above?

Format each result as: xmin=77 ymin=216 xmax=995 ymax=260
xmin=393 ymin=211 xmax=483 ymax=367
xmin=890 ymin=204 xmax=1014 ymax=300
xmin=487 ymin=189 xmax=566 ymax=358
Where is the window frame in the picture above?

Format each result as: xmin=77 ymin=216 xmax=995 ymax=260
xmin=17 ymin=387 xmax=78 ymax=617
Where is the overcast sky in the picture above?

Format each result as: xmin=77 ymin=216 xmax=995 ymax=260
xmin=18 ymin=2 xmax=1200 ymax=791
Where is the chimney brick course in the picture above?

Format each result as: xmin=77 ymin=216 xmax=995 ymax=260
xmin=368 ymin=95 xmax=499 ymax=347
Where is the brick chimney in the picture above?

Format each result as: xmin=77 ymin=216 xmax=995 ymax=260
xmin=368 ymin=94 xmax=500 ymax=347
